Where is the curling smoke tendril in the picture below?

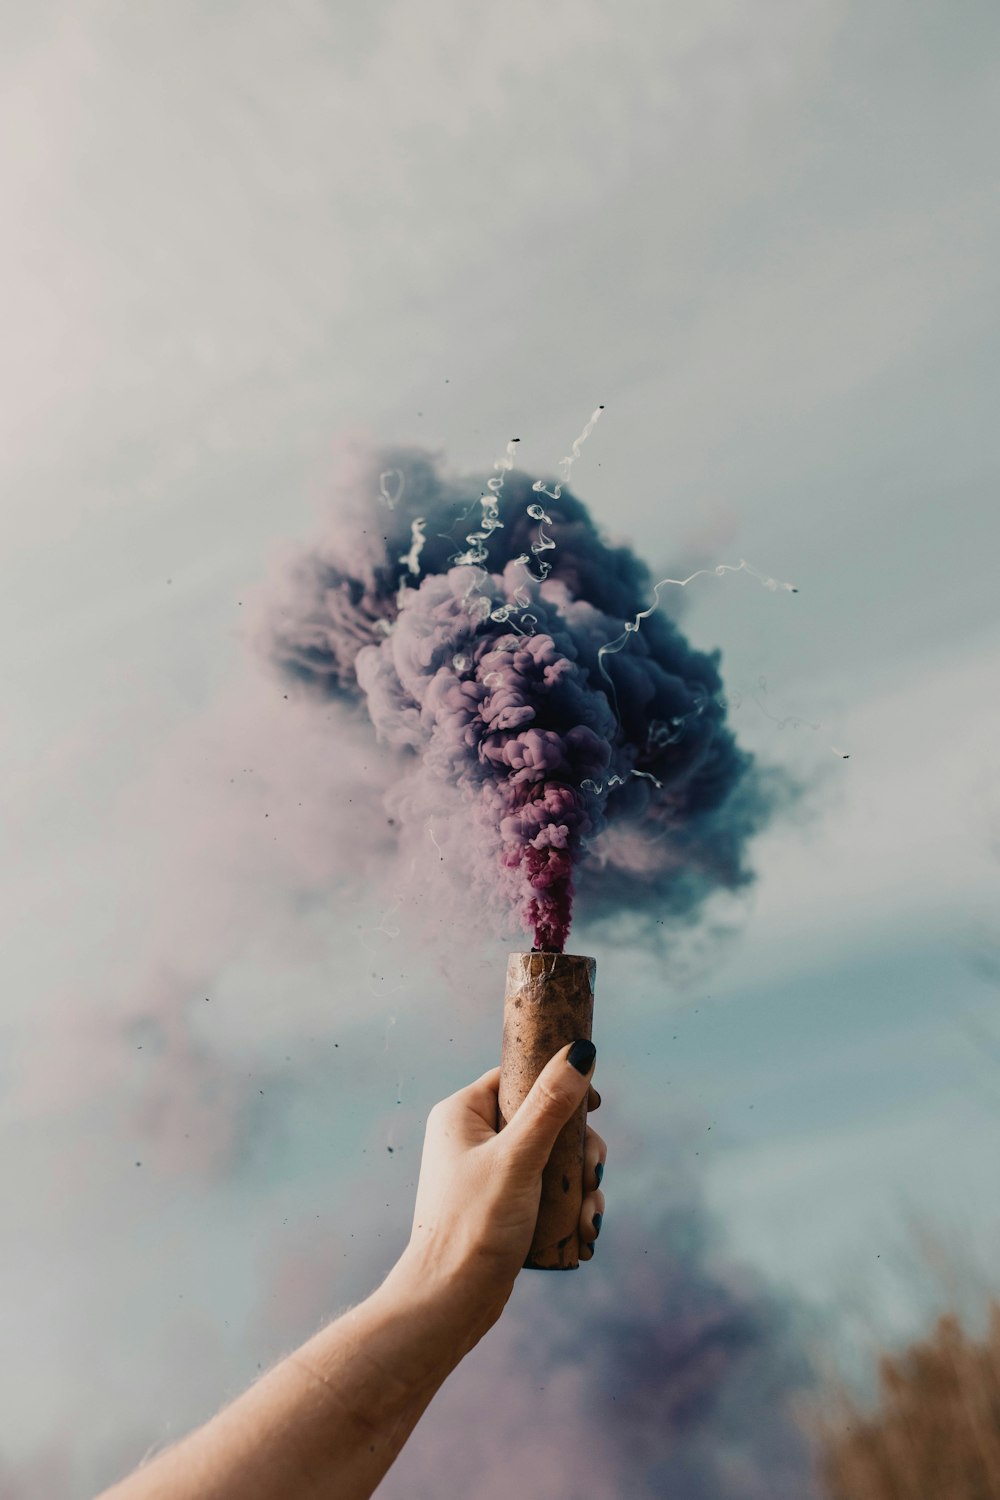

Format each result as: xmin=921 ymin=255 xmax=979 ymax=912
xmin=267 ymin=427 xmax=798 ymax=951
xmin=399 ymin=517 xmax=427 ymax=579
xmin=379 ymin=468 xmax=405 ymax=510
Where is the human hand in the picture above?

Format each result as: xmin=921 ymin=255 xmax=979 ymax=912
xmin=400 ymin=1042 xmax=606 ymax=1331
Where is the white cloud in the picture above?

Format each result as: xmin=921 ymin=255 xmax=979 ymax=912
xmin=706 ymin=624 xmax=1000 ymax=995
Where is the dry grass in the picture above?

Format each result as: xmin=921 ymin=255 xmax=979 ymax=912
xmin=813 ymin=1301 xmax=1000 ymax=1499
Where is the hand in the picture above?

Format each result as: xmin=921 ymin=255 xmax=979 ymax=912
xmin=399 ymin=1044 xmax=606 ymax=1331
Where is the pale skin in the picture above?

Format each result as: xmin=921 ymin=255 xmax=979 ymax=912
xmin=98 ymin=1043 xmax=606 ymax=1500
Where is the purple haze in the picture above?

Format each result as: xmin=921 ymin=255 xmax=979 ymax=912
xmin=266 ymin=441 xmax=783 ymax=951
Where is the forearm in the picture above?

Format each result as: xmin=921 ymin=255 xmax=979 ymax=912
xmin=98 ymin=1249 xmax=495 ymax=1500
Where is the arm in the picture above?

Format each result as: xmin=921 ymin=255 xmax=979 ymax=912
xmin=98 ymin=1247 xmax=489 ymax=1500
xmin=99 ymin=1045 xmax=605 ymax=1500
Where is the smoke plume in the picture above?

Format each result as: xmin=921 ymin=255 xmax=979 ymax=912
xmin=265 ymin=437 xmax=788 ymax=951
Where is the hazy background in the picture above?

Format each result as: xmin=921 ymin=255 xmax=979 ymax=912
xmin=2 ymin=2 xmax=999 ymax=1494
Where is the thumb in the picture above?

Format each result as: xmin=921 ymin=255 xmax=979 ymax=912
xmin=500 ymin=1039 xmax=597 ymax=1179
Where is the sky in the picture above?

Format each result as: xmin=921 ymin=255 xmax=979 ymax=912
xmin=1 ymin=1 xmax=1000 ymax=1495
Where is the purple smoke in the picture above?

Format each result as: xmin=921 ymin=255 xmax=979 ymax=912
xmin=266 ymin=440 xmax=785 ymax=951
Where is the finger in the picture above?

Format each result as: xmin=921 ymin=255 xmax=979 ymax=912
xmin=579 ymin=1188 xmax=605 ymax=1257
xmin=434 ymin=1067 xmax=501 ymax=1133
xmin=498 ymin=1041 xmax=596 ymax=1178
xmin=459 ymin=1067 xmax=598 ymax=1130
xmin=584 ymin=1126 xmax=607 ymax=1191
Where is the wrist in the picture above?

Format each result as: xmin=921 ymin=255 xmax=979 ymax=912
xmin=378 ymin=1240 xmax=508 ymax=1371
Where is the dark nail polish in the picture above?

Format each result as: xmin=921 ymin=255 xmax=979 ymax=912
xmin=567 ymin=1039 xmax=596 ymax=1075
xmin=595 ymin=1161 xmax=604 ymax=1186
xmin=593 ymin=1212 xmax=603 ymax=1237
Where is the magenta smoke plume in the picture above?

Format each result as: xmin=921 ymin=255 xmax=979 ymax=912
xmin=266 ymin=443 xmax=782 ymax=952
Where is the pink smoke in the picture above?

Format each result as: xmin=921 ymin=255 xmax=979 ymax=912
xmin=267 ymin=440 xmax=782 ymax=953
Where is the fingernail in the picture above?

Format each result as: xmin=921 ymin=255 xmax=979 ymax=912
xmin=567 ymin=1039 xmax=596 ymax=1074
xmin=593 ymin=1212 xmax=603 ymax=1237
xmin=595 ymin=1161 xmax=604 ymax=1186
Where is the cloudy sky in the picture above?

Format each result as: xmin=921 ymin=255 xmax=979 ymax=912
xmin=2 ymin=1 xmax=999 ymax=1495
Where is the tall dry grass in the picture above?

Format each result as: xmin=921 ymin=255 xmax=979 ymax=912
xmin=812 ymin=1301 xmax=1000 ymax=1499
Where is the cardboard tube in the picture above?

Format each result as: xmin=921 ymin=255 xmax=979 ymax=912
xmin=497 ymin=951 xmax=597 ymax=1270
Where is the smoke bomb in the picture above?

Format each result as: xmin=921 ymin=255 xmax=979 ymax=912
xmin=498 ymin=951 xmax=596 ymax=1269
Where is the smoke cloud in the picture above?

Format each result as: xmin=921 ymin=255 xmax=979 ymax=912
xmin=264 ymin=437 xmax=789 ymax=952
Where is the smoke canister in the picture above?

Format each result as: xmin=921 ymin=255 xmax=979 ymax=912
xmin=497 ymin=951 xmax=596 ymax=1269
